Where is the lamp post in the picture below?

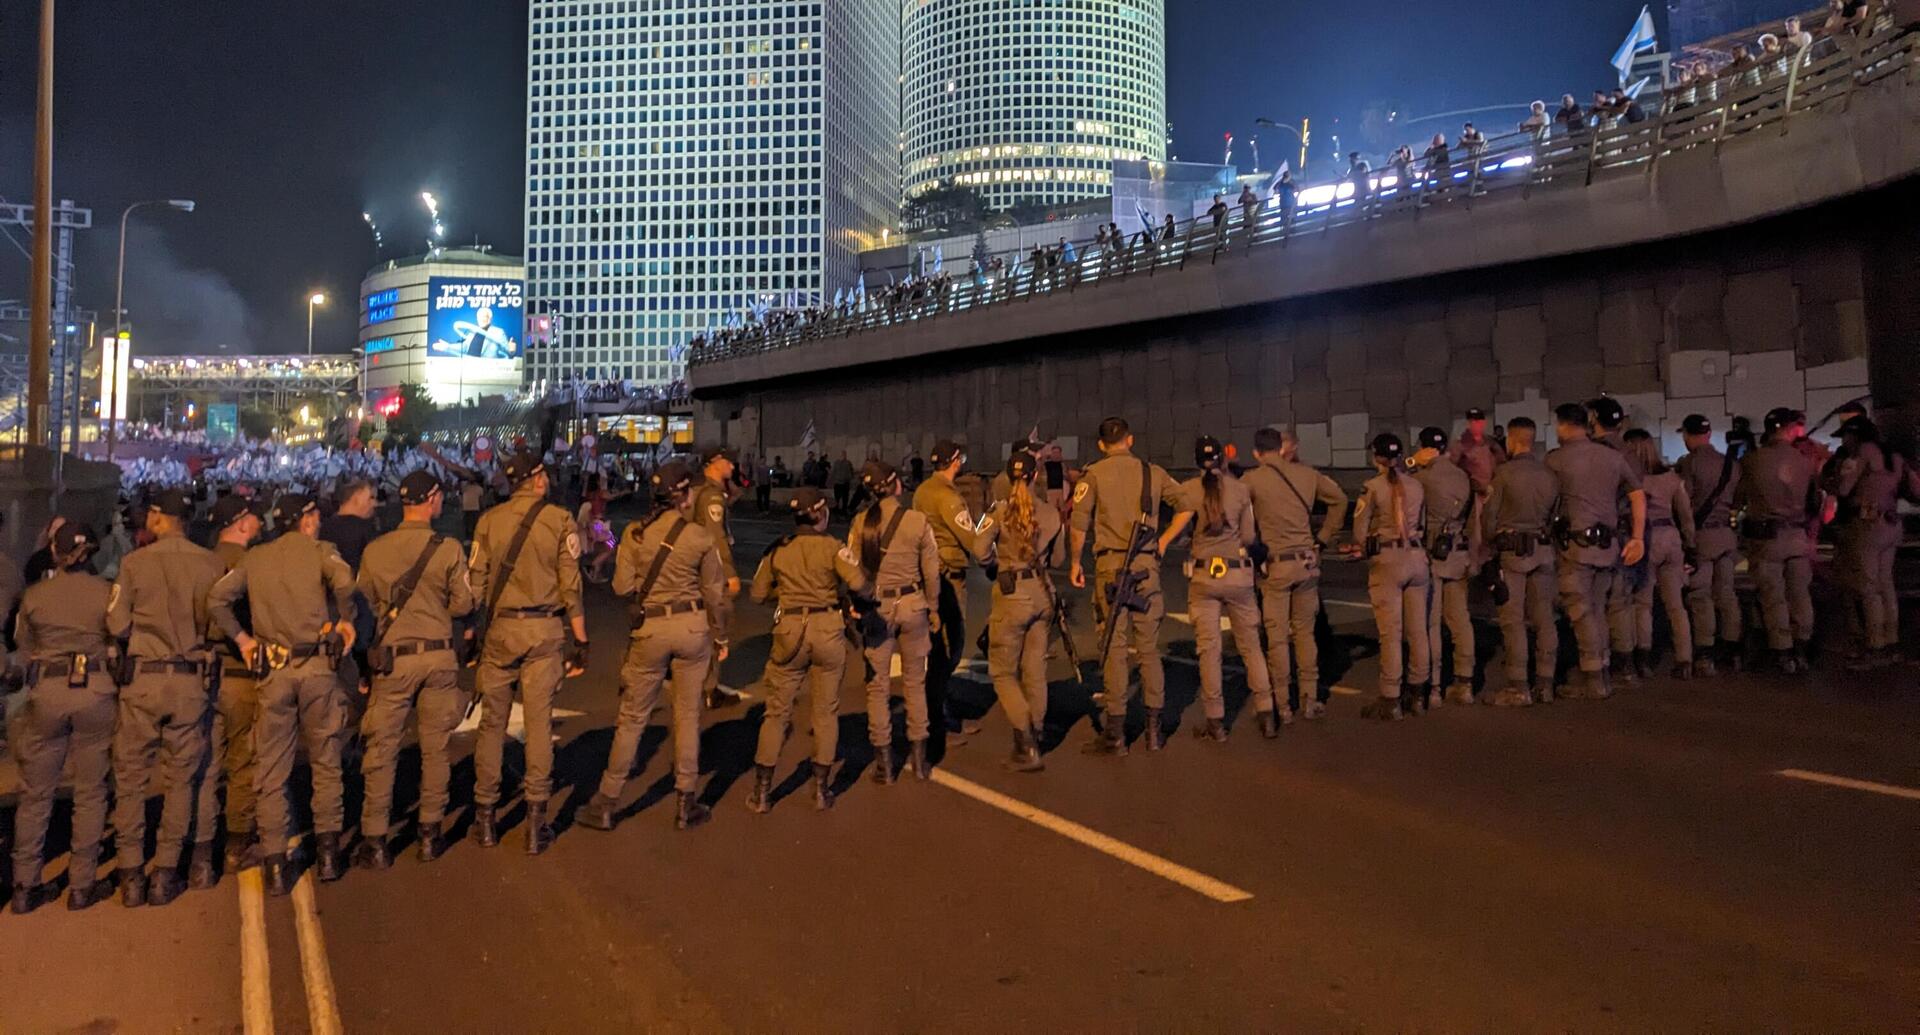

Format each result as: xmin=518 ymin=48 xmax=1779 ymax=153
xmin=307 ymin=292 xmax=327 ymax=355
xmin=109 ymin=197 xmax=195 ymax=461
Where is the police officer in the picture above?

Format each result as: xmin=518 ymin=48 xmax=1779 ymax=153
xmin=107 ymin=488 xmax=227 ymax=907
xmin=691 ymin=445 xmax=745 ymax=709
xmin=9 ymin=524 xmax=115 ymax=914
xmin=1241 ymin=427 xmax=1347 ymax=730
xmin=199 ymin=494 xmax=265 ymax=870
xmin=353 ymin=471 xmax=475 ymax=869
xmin=744 ymin=487 xmax=863 ymax=811
xmin=1069 ymin=417 xmax=1183 ymax=753
xmin=467 ymin=450 xmax=588 ymax=854
xmin=1160 ymin=436 xmax=1273 ymax=742
xmin=849 ymin=460 xmax=942 ymax=780
xmin=1351 ymin=434 xmax=1431 ymax=720
xmin=1675 ymin=415 xmax=1742 ymax=675
xmin=1545 ymin=403 xmax=1646 ymax=699
xmin=207 ymin=495 xmax=358 ymax=894
xmin=1480 ymin=418 xmax=1560 ymax=705
xmin=576 ymin=461 xmax=728 ymax=832
xmin=1623 ymin=431 xmax=1697 ymax=678
xmin=1826 ymin=415 xmax=1906 ymax=668
xmin=971 ymin=452 xmax=1062 ymax=771
xmin=1736 ymin=408 xmax=1819 ymax=672
xmin=1410 ymin=426 xmax=1478 ymax=705
xmin=1587 ymin=397 xmax=1641 ymax=683
xmin=913 ymin=439 xmax=986 ymax=746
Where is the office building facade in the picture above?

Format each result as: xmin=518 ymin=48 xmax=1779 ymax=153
xmin=902 ymin=0 xmax=1167 ymax=210
xmin=523 ymin=1 xmax=899 ymax=387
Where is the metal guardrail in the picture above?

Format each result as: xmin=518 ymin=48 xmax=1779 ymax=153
xmin=690 ymin=23 xmax=1919 ymax=369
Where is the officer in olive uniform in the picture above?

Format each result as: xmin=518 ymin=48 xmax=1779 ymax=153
xmin=1587 ymin=397 xmax=1641 ymax=682
xmin=1481 ymin=418 xmax=1560 ymax=705
xmin=108 ymin=488 xmax=227 ymax=906
xmin=1675 ymin=415 xmax=1742 ymax=675
xmin=198 ymin=495 xmax=265 ymax=869
xmin=208 ymin=495 xmax=359 ymax=895
xmin=744 ymin=487 xmax=865 ymax=812
xmin=9 ymin=524 xmax=116 ymax=914
xmin=1241 ymin=427 xmax=1347 ymax=728
xmin=1069 ymin=417 xmax=1184 ymax=753
xmin=1410 ymin=427 xmax=1479 ymax=704
xmin=353 ymin=472 xmax=475 ymax=870
xmin=1736 ymin=408 xmax=1819 ymax=672
xmin=913 ymin=439 xmax=986 ymax=748
xmin=1160 ymin=436 xmax=1273 ymax=742
xmin=849 ymin=460 xmax=943 ymax=780
xmin=467 ymin=451 xmax=589 ymax=854
xmin=1352 ymin=434 xmax=1432 ymax=719
xmin=1826 ymin=415 xmax=1906 ymax=668
xmin=691 ymin=445 xmax=745 ymax=709
xmin=577 ymin=461 xmax=728 ymax=831
xmin=971 ymin=452 xmax=1064 ymax=771
xmin=1545 ymin=403 xmax=1646 ymax=700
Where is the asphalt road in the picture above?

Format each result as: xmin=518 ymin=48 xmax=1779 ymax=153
xmin=2 ymin=508 xmax=1916 ymax=1033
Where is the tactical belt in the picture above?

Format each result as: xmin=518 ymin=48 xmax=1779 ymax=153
xmin=137 ymin=659 xmax=208 ymax=674
xmin=1741 ymin=516 xmax=1802 ymax=540
xmin=1009 ymin=569 xmax=1045 ymax=581
xmin=877 ymin=584 xmax=923 ymax=599
xmin=1195 ymin=557 xmax=1253 ymax=578
xmin=34 ymin=654 xmax=102 ymax=678
xmin=500 ymin=604 xmax=564 ymax=618
xmin=389 ymin=638 xmax=456 ymax=658
xmin=942 ymin=569 xmax=968 ymax=584
xmin=1269 ymin=547 xmax=1319 ymax=563
xmin=638 ymin=600 xmax=705 ymax=619
xmin=1492 ymin=530 xmax=1543 ymax=554
xmin=1556 ymin=524 xmax=1615 ymax=549
xmin=223 ymin=665 xmax=258 ymax=679
xmin=779 ymin=604 xmax=840 ymax=616
xmin=1366 ymin=536 xmax=1415 ymax=554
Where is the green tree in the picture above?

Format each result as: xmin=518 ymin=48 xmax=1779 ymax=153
xmin=971 ymin=229 xmax=992 ymax=272
xmin=903 ymin=182 xmax=987 ymax=234
xmin=382 ymin=382 xmax=439 ymax=445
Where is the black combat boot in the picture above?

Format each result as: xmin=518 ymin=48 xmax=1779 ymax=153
xmin=745 ymin=766 xmax=775 ymax=814
xmin=524 ymin=801 xmax=555 ymax=856
xmin=1004 ymin=728 xmax=1045 ymax=773
xmin=1532 ymin=679 xmax=1556 ymax=704
xmin=261 ymin=855 xmax=293 ymax=897
xmin=1258 ymin=710 xmax=1281 ymax=739
xmin=472 ymin=806 xmax=500 ymax=847
xmin=674 ymin=791 xmax=711 ymax=830
xmin=1194 ymin=716 xmax=1228 ymax=743
xmin=1144 ymin=709 xmax=1165 ymax=751
xmin=1774 ymin=647 xmax=1801 ymax=674
xmin=1610 ymin=652 xmax=1639 ymax=686
xmin=187 ymin=842 xmax=218 ymax=891
xmin=66 ymin=880 xmax=113 ymax=912
xmin=1792 ymin=641 xmax=1812 ymax=673
xmin=908 ymin=739 xmax=932 ymax=779
xmin=1719 ymin=640 xmax=1745 ymax=673
xmin=1691 ymin=654 xmax=1717 ymax=678
xmin=353 ymin=837 xmax=392 ymax=871
xmin=1360 ymin=695 xmax=1404 ymax=721
xmin=1634 ymin=649 xmax=1655 ymax=680
xmin=146 ymin=869 xmax=186 ymax=907
xmin=1083 ymin=714 xmax=1129 ymax=755
xmin=1671 ymin=659 xmax=1693 ymax=680
xmin=574 ymin=793 xmax=619 ymax=831
xmin=417 ymin=822 xmax=445 ymax=863
xmin=812 ymin=763 xmax=837 ymax=811
xmin=314 ymin=832 xmax=345 ymax=882
xmin=11 ymin=882 xmax=54 ymax=915
xmin=225 ymin=829 xmax=260 ymax=871
xmin=118 ymin=867 xmax=147 ymax=908
xmin=871 ymin=743 xmax=896 ymax=785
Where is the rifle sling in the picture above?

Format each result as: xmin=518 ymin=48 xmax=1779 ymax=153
xmin=483 ymin=500 xmax=554 ymax=626
xmin=629 ymin=515 xmax=688 ymax=621
xmin=373 ymin=534 xmax=446 ymax=649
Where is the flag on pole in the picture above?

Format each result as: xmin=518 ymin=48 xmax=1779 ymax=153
xmin=798 ymin=419 xmax=818 ymax=455
xmin=1624 ymin=76 xmax=1654 ymax=100
xmin=1611 ymin=5 xmax=1658 ymax=86
xmin=1223 ymin=132 xmax=1234 ymax=167
xmin=1266 ymin=160 xmax=1292 ymax=195
xmin=1136 ymin=202 xmax=1154 ymax=234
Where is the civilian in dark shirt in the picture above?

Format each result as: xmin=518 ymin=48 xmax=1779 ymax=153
xmin=320 ymin=477 xmax=380 ymax=572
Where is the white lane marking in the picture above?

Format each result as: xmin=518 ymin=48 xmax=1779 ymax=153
xmin=237 ymin=867 xmax=274 ymax=1035
xmin=454 ymin=702 xmax=588 ymax=738
xmin=1775 ymin=768 xmax=1920 ymax=801
xmin=290 ymin=872 xmax=344 ymax=1035
xmin=1327 ymin=684 xmax=1364 ymax=696
xmin=1323 ymin=599 xmax=1372 ymax=612
xmin=1166 ymin=612 xmax=1231 ymax=630
xmin=929 ymin=769 xmax=1254 ymax=904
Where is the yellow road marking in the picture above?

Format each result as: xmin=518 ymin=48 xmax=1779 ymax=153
xmin=290 ymin=872 xmax=344 ymax=1035
xmin=929 ymin=769 xmax=1254 ymax=903
xmin=1776 ymin=768 xmax=1920 ymax=801
xmin=237 ymin=867 xmax=274 ymax=1035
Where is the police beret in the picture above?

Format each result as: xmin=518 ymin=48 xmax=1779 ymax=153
xmin=150 ymin=488 xmax=193 ymax=519
xmin=502 ymin=450 xmax=545 ymax=486
xmin=399 ymin=471 xmax=443 ymax=505
xmin=270 ymin=494 xmax=317 ymax=529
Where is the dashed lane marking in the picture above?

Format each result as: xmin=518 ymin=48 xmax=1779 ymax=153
xmin=929 ymin=769 xmax=1255 ymax=904
xmin=237 ymin=868 xmax=273 ymax=1035
xmin=1775 ymin=768 xmax=1920 ymax=801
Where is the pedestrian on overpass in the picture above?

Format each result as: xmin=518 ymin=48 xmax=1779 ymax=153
xmin=1159 ymin=437 xmax=1272 ymax=743
xmin=1351 ymin=434 xmax=1431 ymax=721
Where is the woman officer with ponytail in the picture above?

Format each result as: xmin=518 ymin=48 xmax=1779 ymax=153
xmin=1160 ymin=437 xmax=1273 ymax=742
xmin=9 ymin=523 xmax=117 ymax=914
xmin=1349 ymin=433 xmax=1432 ymax=720
xmin=971 ymin=451 xmax=1061 ymax=771
xmin=847 ymin=460 xmax=942 ymax=781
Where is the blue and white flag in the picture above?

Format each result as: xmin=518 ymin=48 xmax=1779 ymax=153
xmin=1624 ymin=75 xmax=1654 ymax=100
xmin=1611 ymin=6 xmax=1658 ymax=86
xmin=833 ymin=287 xmax=845 ymax=308
xmin=1136 ymin=202 xmax=1154 ymax=234
xmin=1062 ymin=241 xmax=1077 ymax=264
xmin=1266 ymin=160 xmax=1292 ymax=195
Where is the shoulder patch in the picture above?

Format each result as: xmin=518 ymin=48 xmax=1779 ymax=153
xmin=706 ymin=501 xmax=725 ymax=525
xmin=1072 ymin=481 xmax=1091 ymax=504
xmin=565 ymin=532 xmax=582 ymax=559
xmin=954 ymin=507 xmax=973 ymax=531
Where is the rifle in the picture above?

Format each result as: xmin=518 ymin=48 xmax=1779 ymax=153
xmin=1042 ymin=568 xmax=1084 ymax=679
xmin=838 ymin=588 xmax=882 ymax=682
xmin=1096 ymin=519 xmax=1157 ymax=664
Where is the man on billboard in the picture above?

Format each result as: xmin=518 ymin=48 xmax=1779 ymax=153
xmin=461 ymin=307 xmax=514 ymax=359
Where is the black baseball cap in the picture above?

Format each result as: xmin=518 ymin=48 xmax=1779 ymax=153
xmin=861 ymin=459 xmax=899 ymax=490
xmin=52 ymin=522 xmax=97 ymax=557
xmin=502 ymin=450 xmax=545 ymax=486
xmin=1838 ymin=414 xmax=1876 ymax=438
xmin=1464 ymin=407 xmax=1488 ymax=422
xmin=789 ymin=487 xmax=829 ymax=517
xmin=1370 ymin=433 xmax=1404 ymax=460
xmin=1587 ymin=396 xmax=1625 ymax=428
xmin=399 ymin=471 xmax=443 ymax=505
xmin=1194 ymin=435 xmax=1226 ymax=469
xmin=269 ymin=494 xmax=318 ymax=529
xmin=699 ymin=444 xmax=737 ymax=465
xmin=151 ymin=488 xmax=193 ymax=519
xmin=1678 ymin=414 xmax=1712 ymax=435
xmin=651 ymin=461 xmax=695 ymax=498
xmin=929 ymin=440 xmax=965 ymax=467
xmin=1417 ymin=426 xmax=1448 ymax=451
xmin=211 ymin=495 xmax=260 ymax=529
xmin=1006 ymin=451 xmax=1038 ymax=483
xmin=1764 ymin=407 xmax=1806 ymax=433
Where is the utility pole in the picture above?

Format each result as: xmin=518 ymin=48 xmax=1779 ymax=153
xmin=27 ymin=0 xmax=55 ymax=447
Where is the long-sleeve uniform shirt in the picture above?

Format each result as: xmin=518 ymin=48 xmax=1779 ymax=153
xmin=108 ymin=535 xmax=225 ymax=659
xmin=467 ymin=489 xmax=584 ymax=626
xmin=691 ymin=479 xmax=737 ymax=581
xmin=358 ymin=522 xmax=476 ymax=645
xmin=618 ymin=511 xmax=728 ymax=639
xmin=209 ymin=531 xmax=357 ymax=648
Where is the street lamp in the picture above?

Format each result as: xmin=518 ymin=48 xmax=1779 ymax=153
xmin=307 ymin=292 xmax=327 ymax=355
xmin=109 ymin=197 xmax=195 ymax=461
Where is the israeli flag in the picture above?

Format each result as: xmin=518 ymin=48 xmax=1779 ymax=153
xmin=1611 ymin=6 xmax=1658 ymax=86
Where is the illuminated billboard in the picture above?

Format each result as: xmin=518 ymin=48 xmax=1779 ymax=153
xmin=426 ymin=277 xmax=524 ymax=360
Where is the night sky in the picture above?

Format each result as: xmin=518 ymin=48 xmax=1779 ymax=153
xmin=0 ymin=0 xmax=1646 ymax=357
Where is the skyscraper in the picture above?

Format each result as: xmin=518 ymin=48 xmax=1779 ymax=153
xmin=902 ymin=0 xmax=1167 ymax=211
xmin=522 ymin=2 xmax=899 ymax=388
